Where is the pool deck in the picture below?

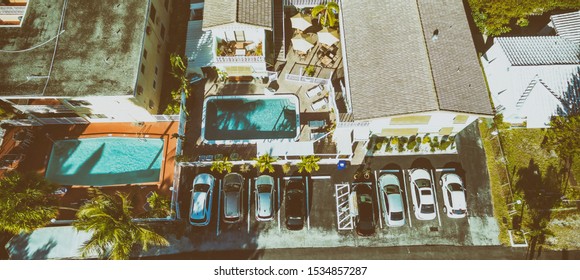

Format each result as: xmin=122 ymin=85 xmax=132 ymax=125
xmin=0 ymin=121 xmax=178 ymax=220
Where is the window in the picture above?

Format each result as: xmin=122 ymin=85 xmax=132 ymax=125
xmin=153 ymin=80 xmax=157 ymax=89
xmin=164 ymin=0 xmax=169 ymax=10
xmin=143 ymin=49 xmax=148 ymax=60
xmin=88 ymin=114 xmax=107 ymax=119
xmin=149 ymin=5 xmax=156 ymax=22
xmin=160 ymin=24 xmax=165 ymax=40
xmin=155 ymin=66 xmax=158 ymax=76
xmin=141 ymin=64 xmax=145 ymax=74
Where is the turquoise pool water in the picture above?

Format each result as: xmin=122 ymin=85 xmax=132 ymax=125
xmin=45 ymin=137 xmax=164 ymax=186
xmin=203 ymin=95 xmax=300 ymax=141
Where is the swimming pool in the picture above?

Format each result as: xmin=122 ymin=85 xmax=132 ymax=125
xmin=202 ymin=94 xmax=300 ymax=142
xmin=45 ymin=137 xmax=164 ymax=186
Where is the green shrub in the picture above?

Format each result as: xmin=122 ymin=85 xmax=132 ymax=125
xmin=422 ymin=135 xmax=431 ymax=144
xmin=391 ymin=137 xmax=399 ymax=145
xmin=439 ymin=139 xmax=452 ymax=150
xmin=407 ymin=139 xmax=416 ymax=150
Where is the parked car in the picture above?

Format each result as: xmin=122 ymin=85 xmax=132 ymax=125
xmin=378 ymin=173 xmax=405 ymax=227
xmin=222 ymin=172 xmax=244 ymax=223
xmin=255 ymin=175 xmax=275 ymax=221
xmin=285 ymin=180 xmax=306 ymax=230
xmin=440 ymin=173 xmax=468 ymax=218
xmin=190 ymin=173 xmax=215 ymax=226
xmin=409 ymin=169 xmax=436 ymax=220
xmin=354 ymin=183 xmax=375 ymax=236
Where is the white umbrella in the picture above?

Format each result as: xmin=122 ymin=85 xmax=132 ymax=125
xmin=291 ymin=13 xmax=312 ymax=31
xmin=291 ymin=34 xmax=315 ymax=53
xmin=317 ymin=27 xmax=340 ymax=46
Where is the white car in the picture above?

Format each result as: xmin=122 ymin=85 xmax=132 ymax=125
xmin=378 ymin=174 xmax=405 ymax=227
xmin=409 ymin=169 xmax=436 ymax=220
xmin=190 ymin=173 xmax=215 ymax=226
xmin=440 ymin=173 xmax=467 ymax=218
xmin=255 ymin=175 xmax=275 ymax=221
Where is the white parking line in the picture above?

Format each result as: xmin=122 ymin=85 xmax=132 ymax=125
xmin=216 ymin=179 xmax=222 ymax=236
xmin=430 ymin=169 xmax=442 ymax=227
xmin=247 ymin=178 xmax=251 ymax=233
xmin=305 ymin=177 xmax=310 ymax=230
xmin=310 ymin=175 xmax=331 ymax=179
xmin=402 ymin=170 xmax=412 ymax=228
xmin=277 ymin=177 xmax=281 ymax=232
xmin=374 ymin=170 xmax=383 ymax=229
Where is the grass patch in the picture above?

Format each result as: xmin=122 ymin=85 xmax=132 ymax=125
xmin=479 ymin=122 xmax=511 ymax=245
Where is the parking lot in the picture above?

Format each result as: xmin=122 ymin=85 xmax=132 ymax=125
xmin=173 ymin=124 xmax=500 ymax=252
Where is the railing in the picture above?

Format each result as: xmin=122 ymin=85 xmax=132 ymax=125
xmin=285 ymin=73 xmax=330 ymax=85
xmin=214 ymin=55 xmax=265 ymax=64
xmin=284 ymin=0 xmax=341 ymax=7
xmin=0 ymin=6 xmax=26 ymax=15
xmin=37 ymin=117 xmax=89 ymax=125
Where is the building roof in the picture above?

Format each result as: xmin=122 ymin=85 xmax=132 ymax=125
xmin=202 ymin=0 xmax=272 ymax=30
xmin=0 ymin=0 xmax=147 ymax=97
xmin=416 ymin=0 xmax=493 ymax=115
xmin=496 ymin=36 xmax=580 ymax=66
xmin=341 ymin=0 xmax=492 ymax=120
xmin=551 ymin=10 xmax=580 ymax=44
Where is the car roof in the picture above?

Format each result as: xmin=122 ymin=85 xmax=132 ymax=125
xmin=387 ymin=193 xmax=404 ymax=212
xmin=257 ymin=193 xmax=272 ymax=217
xmin=224 ymin=192 xmax=240 ymax=217
xmin=191 ymin=192 xmax=207 ymax=220
xmin=450 ymin=191 xmax=467 ymax=208
xmin=420 ymin=190 xmax=434 ymax=204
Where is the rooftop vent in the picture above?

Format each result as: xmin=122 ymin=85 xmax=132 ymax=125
xmin=432 ymin=29 xmax=439 ymax=42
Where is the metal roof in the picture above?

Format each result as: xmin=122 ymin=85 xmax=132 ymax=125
xmin=551 ymin=10 xmax=580 ymax=44
xmin=496 ymin=36 xmax=580 ymax=66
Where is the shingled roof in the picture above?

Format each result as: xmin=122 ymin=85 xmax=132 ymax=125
xmin=202 ymin=0 xmax=272 ymax=30
xmin=341 ymin=0 xmax=492 ymax=120
xmin=551 ymin=10 xmax=580 ymax=44
xmin=496 ymin=37 xmax=580 ymax=66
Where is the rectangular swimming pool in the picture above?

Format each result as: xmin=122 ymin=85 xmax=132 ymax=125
xmin=202 ymin=94 xmax=300 ymax=142
xmin=45 ymin=137 xmax=164 ymax=186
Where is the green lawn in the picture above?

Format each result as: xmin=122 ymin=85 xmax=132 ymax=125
xmin=481 ymin=124 xmax=580 ymax=250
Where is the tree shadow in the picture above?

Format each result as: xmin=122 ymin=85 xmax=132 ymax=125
xmin=6 ymin=233 xmax=57 ymax=260
xmin=514 ymin=159 xmax=563 ymax=259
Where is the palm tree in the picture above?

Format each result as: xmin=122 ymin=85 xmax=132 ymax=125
xmin=145 ymin=191 xmax=172 ymax=219
xmin=210 ymin=157 xmax=233 ymax=175
xmin=297 ymin=155 xmax=321 ymax=174
xmin=73 ymin=190 xmax=169 ymax=260
xmin=311 ymin=0 xmax=340 ymax=28
xmin=0 ymin=172 xmax=59 ymax=235
xmin=253 ymin=153 xmax=277 ymax=174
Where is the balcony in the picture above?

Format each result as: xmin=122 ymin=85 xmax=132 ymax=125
xmin=215 ymin=39 xmax=265 ymax=64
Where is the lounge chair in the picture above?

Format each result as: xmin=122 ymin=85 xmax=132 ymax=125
xmin=306 ymin=84 xmax=324 ymax=98
xmin=308 ymin=120 xmax=326 ymax=129
xmin=311 ymin=98 xmax=328 ymax=111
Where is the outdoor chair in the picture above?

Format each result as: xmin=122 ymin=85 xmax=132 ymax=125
xmin=311 ymin=97 xmax=328 ymax=111
xmin=306 ymin=84 xmax=324 ymax=98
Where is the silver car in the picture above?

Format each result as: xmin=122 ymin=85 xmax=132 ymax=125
xmin=440 ymin=173 xmax=467 ymax=218
xmin=222 ymin=172 xmax=244 ymax=223
xmin=378 ymin=174 xmax=405 ymax=227
xmin=255 ymin=175 xmax=275 ymax=221
xmin=190 ymin=173 xmax=215 ymax=226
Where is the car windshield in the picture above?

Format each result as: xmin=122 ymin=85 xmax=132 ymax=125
xmin=420 ymin=189 xmax=431 ymax=196
xmin=449 ymin=183 xmax=463 ymax=192
xmin=421 ymin=204 xmax=435 ymax=214
xmin=194 ymin=184 xmax=209 ymax=192
xmin=452 ymin=209 xmax=466 ymax=215
xmin=415 ymin=179 xmax=430 ymax=188
xmin=257 ymin=184 xmax=271 ymax=193
xmin=391 ymin=211 xmax=404 ymax=221
xmin=385 ymin=185 xmax=400 ymax=194
xmin=224 ymin=183 xmax=240 ymax=192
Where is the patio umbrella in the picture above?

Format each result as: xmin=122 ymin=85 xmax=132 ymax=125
xmin=291 ymin=34 xmax=315 ymax=53
xmin=317 ymin=27 xmax=340 ymax=46
xmin=290 ymin=13 xmax=312 ymax=31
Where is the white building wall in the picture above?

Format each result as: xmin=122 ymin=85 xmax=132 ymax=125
xmin=66 ymin=96 xmax=156 ymax=123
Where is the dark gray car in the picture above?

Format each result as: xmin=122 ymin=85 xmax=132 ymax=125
xmin=222 ymin=172 xmax=244 ymax=223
